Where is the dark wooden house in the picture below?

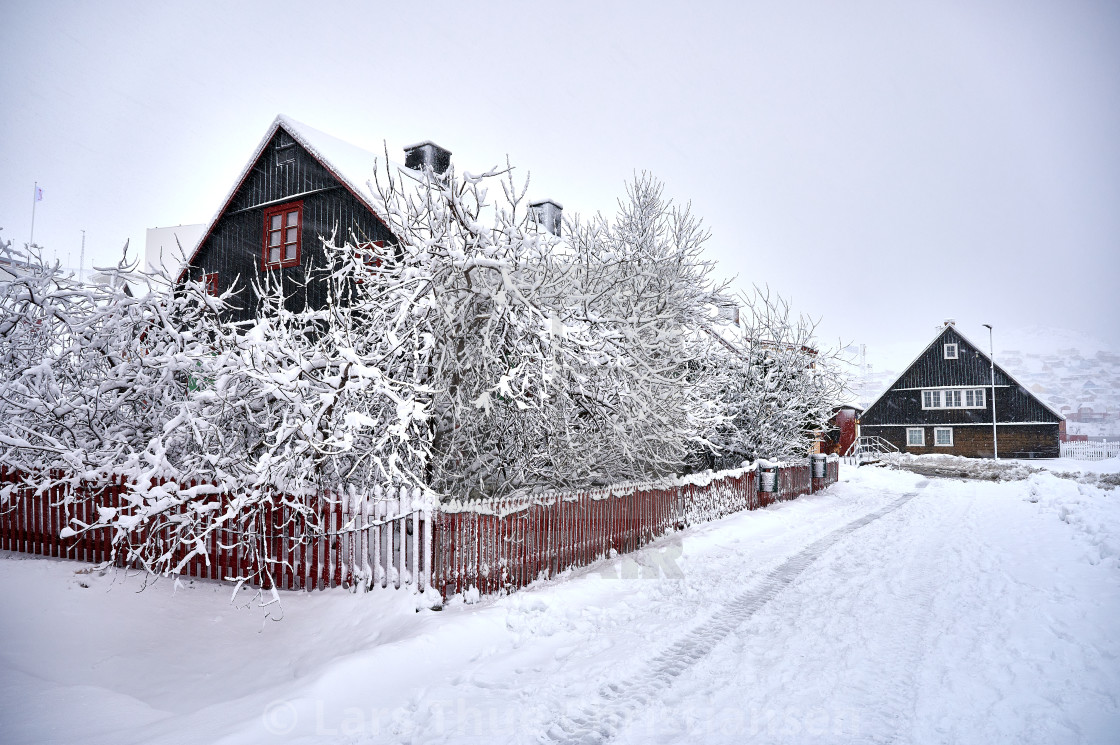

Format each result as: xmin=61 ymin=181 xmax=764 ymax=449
xmin=860 ymin=321 xmax=1063 ymax=458
xmin=179 ymin=116 xmax=452 ymax=323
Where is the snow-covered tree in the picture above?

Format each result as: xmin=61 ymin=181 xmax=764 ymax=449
xmin=706 ymin=287 xmax=847 ymax=464
xmin=0 ymin=165 xmax=844 ymax=589
xmin=361 ymin=164 xmax=735 ymax=496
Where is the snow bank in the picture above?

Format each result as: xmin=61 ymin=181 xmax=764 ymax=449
xmin=1025 ymin=471 xmax=1120 ymax=567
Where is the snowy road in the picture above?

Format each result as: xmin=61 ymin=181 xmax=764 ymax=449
xmin=1 ymin=465 xmax=1118 ymax=744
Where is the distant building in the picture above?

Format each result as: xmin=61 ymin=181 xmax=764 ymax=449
xmin=860 ymin=321 xmax=1063 ymax=458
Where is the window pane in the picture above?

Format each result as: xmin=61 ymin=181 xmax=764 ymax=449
xmin=271 ymin=215 xmax=282 ymax=230
xmin=284 ymin=244 xmax=296 ymax=260
xmin=965 ymin=390 xmax=974 ymax=407
xmin=287 ymin=227 xmax=298 ymax=244
xmin=976 ymin=389 xmax=985 ymax=406
xmin=923 ymin=391 xmax=931 ymax=408
xmin=932 ymin=392 xmax=940 ymax=407
xmin=269 ymin=247 xmax=280 ymax=263
xmin=270 ymin=230 xmax=281 ymax=246
xmin=952 ymin=391 xmax=961 ymax=407
xmin=288 ymin=210 xmax=299 ymax=226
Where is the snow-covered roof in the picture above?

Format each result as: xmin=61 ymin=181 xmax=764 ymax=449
xmin=278 ymin=115 xmax=385 ymax=213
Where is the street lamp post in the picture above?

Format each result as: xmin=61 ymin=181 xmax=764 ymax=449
xmin=982 ymin=324 xmax=997 ymax=460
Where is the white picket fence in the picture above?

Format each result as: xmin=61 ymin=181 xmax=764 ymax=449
xmin=1060 ymin=440 xmax=1120 ymax=460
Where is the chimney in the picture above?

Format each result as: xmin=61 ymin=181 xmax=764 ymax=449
xmin=404 ymin=141 xmax=451 ymax=175
xmin=943 ymin=318 xmax=956 ymax=327
xmin=529 ymin=198 xmax=563 ymax=237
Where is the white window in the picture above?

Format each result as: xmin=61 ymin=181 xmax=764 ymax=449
xmin=921 ymin=388 xmax=986 ymax=409
xmin=944 ymin=343 xmax=958 ymax=359
xmin=934 ymin=427 xmax=954 ymax=446
xmin=907 ymin=428 xmax=925 ymax=446
xmin=964 ymin=388 xmax=986 ymax=408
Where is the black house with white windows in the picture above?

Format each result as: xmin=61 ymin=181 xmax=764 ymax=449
xmin=860 ymin=321 xmax=1063 ymax=458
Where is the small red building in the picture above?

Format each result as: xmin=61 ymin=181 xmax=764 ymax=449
xmin=821 ymin=405 xmax=861 ymax=455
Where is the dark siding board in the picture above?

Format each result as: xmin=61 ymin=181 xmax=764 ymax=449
xmin=185 ymin=127 xmax=393 ymax=324
xmin=863 ymin=384 xmax=1060 ymax=426
xmin=862 ymin=423 xmax=1059 ymax=459
xmin=862 ymin=326 xmax=1060 ymax=427
xmin=894 ymin=327 xmax=1014 ymax=390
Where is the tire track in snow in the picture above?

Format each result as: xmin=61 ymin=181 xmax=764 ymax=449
xmin=817 ymin=479 xmax=966 ymax=745
xmin=540 ymin=486 xmax=929 ymax=745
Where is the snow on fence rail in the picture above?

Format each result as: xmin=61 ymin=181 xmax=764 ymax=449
xmin=0 ymin=459 xmax=839 ymax=601
xmin=431 ymin=458 xmax=838 ymax=600
xmin=0 ymin=467 xmax=431 ymax=593
xmin=1060 ymin=440 xmax=1120 ymax=460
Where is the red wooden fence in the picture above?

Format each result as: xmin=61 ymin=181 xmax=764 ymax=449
xmin=0 ymin=467 xmax=431 ymax=593
xmin=431 ymin=458 xmax=839 ymax=600
xmin=1 ymin=458 xmax=840 ymax=601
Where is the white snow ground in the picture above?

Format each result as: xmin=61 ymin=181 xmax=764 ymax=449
xmin=1 ymin=462 xmax=1118 ymax=745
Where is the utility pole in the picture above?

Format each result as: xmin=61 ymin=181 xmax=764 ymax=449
xmin=30 ymin=182 xmax=40 ymax=246
xmin=79 ymin=230 xmax=86 ymax=283
xmin=983 ymin=324 xmax=998 ymax=459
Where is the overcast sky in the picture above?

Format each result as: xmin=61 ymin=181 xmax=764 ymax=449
xmin=2 ymin=0 xmax=1117 ymax=370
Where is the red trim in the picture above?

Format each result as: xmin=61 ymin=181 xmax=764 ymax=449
xmin=203 ymin=272 xmax=219 ymax=296
xmin=353 ymin=240 xmax=385 ymax=284
xmin=177 ymin=120 xmax=398 ymax=283
xmin=355 ymin=239 xmax=385 ymax=267
xmin=262 ymin=200 xmax=303 ymax=270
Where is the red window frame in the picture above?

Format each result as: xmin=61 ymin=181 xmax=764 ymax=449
xmin=262 ymin=200 xmax=303 ymax=270
xmin=203 ymin=272 xmax=219 ymax=296
xmin=354 ymin=240 xmax=385 ymax=268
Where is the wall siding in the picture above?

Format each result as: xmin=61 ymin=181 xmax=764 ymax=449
xmin=862 ymin=423 xmax=1060 ymax=459
xmin=184 ymin=127 xmax=394 ymax=324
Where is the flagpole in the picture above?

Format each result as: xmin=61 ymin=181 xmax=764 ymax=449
xmin=30 ymin=181 xmax=38 ymax=247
